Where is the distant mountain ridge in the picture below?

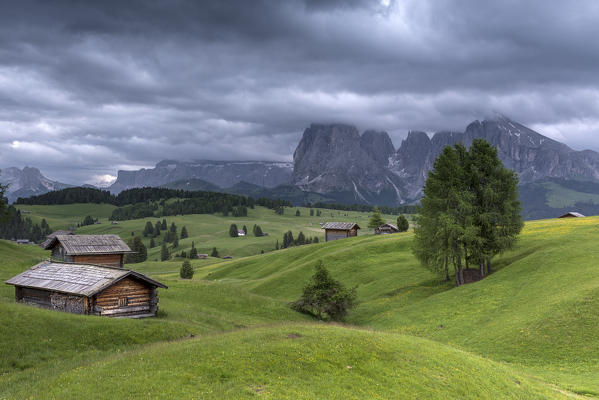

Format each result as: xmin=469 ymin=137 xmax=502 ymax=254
xmin=109 ymin=160 xmax=293 ymax=194
xmin=7 ymin=115 xmax=599 ymax=219
xmin=0 ymin=167 xmax=71 ymax=203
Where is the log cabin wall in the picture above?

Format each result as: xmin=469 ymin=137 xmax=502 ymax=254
xmin=93 ymin=277 xmax=154 ymax=317
xmin=348 ymin=228 xmax=358 ymax=237
xmin=325 ymin=229 xmax=350 ymax=242
xmin=73 ymin=254 xmax=124 ymax=268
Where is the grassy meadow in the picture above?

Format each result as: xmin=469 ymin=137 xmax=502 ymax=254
xmin=16 ymin=203 xmax=401 ymax=259
xmin=2 ymin=205 xmax=599 ymax=398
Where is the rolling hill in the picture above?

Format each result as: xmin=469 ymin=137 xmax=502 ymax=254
xmin=2 ymin=213 xmax=599 ymax=398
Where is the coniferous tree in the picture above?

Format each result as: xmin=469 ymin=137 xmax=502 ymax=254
xmin=149 ymin=237 xmax=156 ymax=248
xmin=242 ymin=225 xmax=247 ymax=235
xmin=253 ymin=225 xmax=263 ymax=237
xmin=189 ymin=241 xmax=198 ymax=259
xmin=275 ymin=239 xmax=279 ymax=250
xmin=413 ymin=141 xmax=522 ymax=286
xmin=229 ymin=224 xmax=239 ymax=237
xmin=161 ymin=219 xmax=167 ymax=230
xmin=296 ymin=231 xmax=306 ymax=245
xmin=154 ymin=221 xmax=161 ymax=236
xmin=210 ymin=247 xmax=219 ymax=257
xmin=170 ymin=222 xmax=177 ymax=233
xmin=172 ymin=235 xmax=179 ymax=248
xmin=313 ymin=236 xmax=319 ymax=243
xmin=0 ymin=171 xmax=8 ymax=221
xmin=397 ymin=215 xmax=409 ymax=232
xmin=295 ymin=209 xmax=300 ymax=216
xmin=180 ymin=226 xmax=188 ymax=239
xmin=310 ymin=209 xmax=314 ymax=216
xmin=180 ymin=260 xmax=194 ymax=279
xmin=143 ymin=221 xmax=154 ymax=237
xmin=160 ymin=242 xmax=170 ymax=261
xmin=125 ymin=236 xmax=147 ymax=263
xmin=368 ymin=207 xmax=385 ymax=229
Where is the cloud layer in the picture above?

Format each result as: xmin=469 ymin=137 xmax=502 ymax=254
xmin=1 ymin=0 xmax=599 ymax=184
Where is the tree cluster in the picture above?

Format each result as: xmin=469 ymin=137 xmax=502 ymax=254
xmin=306 ymin=202 xmax=418 ymax=215
xmin=290 ymin=261 xmax=357 ymax=321
xmin=413 ymin=139 xmax=523 ymax=286
xmin=125 ymin=237 xmax=147 ymax=264
xmin=281 ymin=230 xmax=319 ymax=248
xmin=0 ymin=206 xmax=52 ymax=243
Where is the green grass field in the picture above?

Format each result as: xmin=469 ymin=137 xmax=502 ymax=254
xmin=17 ymin=203 xmax=402 ymax=259
xmin=2 ymin=208 xmax=598 ymax=398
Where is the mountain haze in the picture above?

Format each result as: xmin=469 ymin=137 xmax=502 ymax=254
xmin=0 ymin=167 xmax=71 ymax=203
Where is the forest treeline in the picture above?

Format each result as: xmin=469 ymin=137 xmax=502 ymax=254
xmin=306 ymin=202 xmax=418 ymax=215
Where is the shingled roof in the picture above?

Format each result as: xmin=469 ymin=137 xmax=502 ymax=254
xmin=42 ymin=234 xmax=133 ymax=255
xmin=321 ymin=222 xmax=361 ymax=230
xmin=5 ymin=261 xmax=167 ymax=297
xmin=40 ymin=230 xmax=74 ymax=248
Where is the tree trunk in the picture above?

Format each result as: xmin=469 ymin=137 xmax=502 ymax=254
xmin=463 ymin=244 xmax=469 ymax=270
xmin=479 ymin=262 xmax=485 ymax=277
xmin=458 ymin=256 xmax=464 ymax=286
xmin=453 ymin=260 xmax=459 ymax=287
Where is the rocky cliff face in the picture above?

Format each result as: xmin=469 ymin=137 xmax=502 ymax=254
xmin=0 ymin=167 xmax=71 ymax=203
xmin=109 ymin=160 xmax=293 ymax=194
xmin=295 ymin=116 xmax=599 ymax=205
xmin=292 ymin=124 xmax=406 ymax=204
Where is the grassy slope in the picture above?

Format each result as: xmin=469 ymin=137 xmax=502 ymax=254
xmin=544 ymin=182 xmax=599 ymax=208
xmin=20 ymin=203 xmax=400 ymax=259
xmin=202 ymin=216 xmax=599 ymax=395
xmin=2 ymin=214 xmax=597 ymax=398
xmin=27 ymin=325 xmax=569 ymax=400
xmin=16 ymin=203 xmax=117 ymax=230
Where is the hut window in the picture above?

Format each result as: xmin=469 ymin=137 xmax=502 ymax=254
xmin=118 ymin=297 xmax=128 ymax=307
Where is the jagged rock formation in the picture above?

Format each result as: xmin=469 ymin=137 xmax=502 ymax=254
xmin=0 ymin=167 xmax=71 ymax=203
xmin=109 ymin=160 xmax=293 ymax=194
xmin=292 ymin=124 xmax=406 ymax=204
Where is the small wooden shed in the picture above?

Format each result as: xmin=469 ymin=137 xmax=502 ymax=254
xmin=558 ymin=212 xmax=585 ymax=218
xmin=43 ymin=234 xmax=133 ymax=268
xmin=322 ymin=222 xmax=360 ymax=242
xmin=375 ymin=223 xmax=400 ymax=235
xmin=5 ymin=261 xmax=167 ymax=317
xmin=40 ymin=230 xmax=74 ymax=249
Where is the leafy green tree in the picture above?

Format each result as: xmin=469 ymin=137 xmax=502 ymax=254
xmin=160 ymin=242 xmax=170 ymax=261
xmin=367 ymin=207 xmax=385 ymax=229
xmin=180 ymin=260 xmax=194 ymax=279
xmin=229 ymin=224 xmax=238 ymax=237
xmin=396 ymin=215 xmax=409 ymax=232
xmin=210 ymin=247 xmax=219 ymax=257
xmin=180 ymin=226 xmax=188 ymax=239
xmin=290 ymin=260 xmax=357 ymax=321
xmin=143 ymin=221 xmax=154 ymax=237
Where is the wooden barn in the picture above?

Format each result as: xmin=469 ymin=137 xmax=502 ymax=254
xmin=375 ymin=223 xmax=400 ymax=235
xmin=43 ymin=234 xmax=133 ymax=268
xmin=322 ymin=222 xmax=360 ymax=242
xmin=5 ymin=260 xmax=167 ymax=317
xmin=558 ymin=212 xmax=586 ymax=218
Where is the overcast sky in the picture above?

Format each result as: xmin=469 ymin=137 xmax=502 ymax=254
xmin=1 ymin=0 xmax=599 ymax=185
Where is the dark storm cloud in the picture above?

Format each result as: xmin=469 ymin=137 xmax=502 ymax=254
xmin=1 ymin=0 xmax=599 ymax=184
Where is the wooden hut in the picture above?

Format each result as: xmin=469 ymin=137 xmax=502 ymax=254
xmin=5 ymin=260 xmax=167 ymax=318
xmin=375 ymin=223 xmax=400 ymax=235
xmin=558 ymin=212 xmax=585 ymax=218
xmin=43 ymin=234 xmax=133 ymax=268
xmin=40 ymin=230 xmax=74 ymax=249
xmin=322 ymin=222 xmax=360 ymax=242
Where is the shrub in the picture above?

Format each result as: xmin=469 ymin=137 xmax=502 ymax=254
xmin=290 ymin=260 xmax=357 ymax=321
